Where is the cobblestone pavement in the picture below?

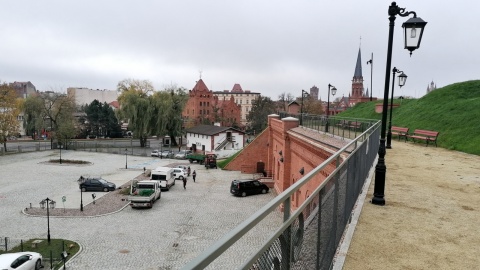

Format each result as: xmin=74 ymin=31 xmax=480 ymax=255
xmin=0 ymin=150 xmax=281 ymax=269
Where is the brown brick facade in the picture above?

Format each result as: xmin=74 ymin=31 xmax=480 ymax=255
xmin=182 ymin=79 xmax=241 ymax=128
xmin=225 ymin=114 xmax=341 ymax=209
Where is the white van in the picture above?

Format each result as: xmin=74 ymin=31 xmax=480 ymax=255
xmin=150 ymin=167 xmax=175 ymax=191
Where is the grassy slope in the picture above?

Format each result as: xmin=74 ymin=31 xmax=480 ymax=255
xmin=337 ymin=80 xmax=480 ymax=155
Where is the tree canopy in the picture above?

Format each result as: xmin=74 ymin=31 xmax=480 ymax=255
xmin=247 ymin=95 xmax=276 ymax=134
xmin=83 ymin=100 xmax=122 ymax=138
xmin=0 ymin=83 xmax=21 ymax=151
xmin=117 ymin=80 xmax=188 ymax=147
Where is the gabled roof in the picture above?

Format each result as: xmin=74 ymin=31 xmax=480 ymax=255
xmin=185 ymin=125 xmax=245 ymax=136
xmin=192 ymin=79 xmax=210 ymax=92
xmin=354 ymin=47 xmax=363 ymax=78
xmin=288 ymin=100 xmax=300 ymax=106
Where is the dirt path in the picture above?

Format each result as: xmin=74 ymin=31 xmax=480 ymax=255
xmin=343 ymin=140 xmax=480 ymax=269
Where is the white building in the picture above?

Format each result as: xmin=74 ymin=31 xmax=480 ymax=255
xmin=185 ymin=125 xmax=245 ymax=153
xmin=67 ymin=87 xmax=118 ymax=106
xmin=213 ymin=83 xmax=260 ymax=127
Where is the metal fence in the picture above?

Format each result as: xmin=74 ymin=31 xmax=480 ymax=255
xmin=0 ymin=139 xmax=152 ymax=157
xmin=279 ymin=112 xmax=378 ymax=140
xmin=0 ymin=237 xmax=70 ymax=270
xmin=183 ymin=119 xmax=380 ymax=270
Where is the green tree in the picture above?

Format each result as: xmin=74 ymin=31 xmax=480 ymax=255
xmin=117 ymin=80 xmax=188 ymax=147
xmin=0 ymin=83 xmax=21 ymax=151
xmin=22 ymin=94 xmax=45 ymax=139
xmin=84 ymin=100 xmax=122 ymax=138
xmin=117 ymin=86 xmax=150 ymax=147
xmin=247 ymin=96 xmax=276 ymax=134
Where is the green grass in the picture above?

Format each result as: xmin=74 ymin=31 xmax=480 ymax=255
xmin=217 ymin=150 xmax=242 ymax=169
xmin=337 ymin=80 xmax=480 ymax=155
xmin=0 ymin=238 xmax=80 ymax=270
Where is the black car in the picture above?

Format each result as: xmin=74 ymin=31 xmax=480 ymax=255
xmin=79 ymin=177 xmax=116 ymax=192
xmin=230 ymin=179 xmax=269 ymax=197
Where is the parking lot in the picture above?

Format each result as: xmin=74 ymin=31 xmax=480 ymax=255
xmin=0 ymin=150 xmax=281 ymax=269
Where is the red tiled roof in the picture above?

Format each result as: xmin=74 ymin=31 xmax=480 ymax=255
xmin=231 ymin=83 xmax=243 ymax=92
xmin=192 ymin=79 xmax=210 ymax=92
xmin=109 ymin=100 xmax=120 ymax=108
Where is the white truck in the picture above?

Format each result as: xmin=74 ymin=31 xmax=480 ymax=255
xmin=150 ymin=166 xmax=175 ymax=190
xmin=128 ymin=180 xmax=161 ymax=208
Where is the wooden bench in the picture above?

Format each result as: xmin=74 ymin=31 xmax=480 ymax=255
xmin=391 ymin=126 xmax=409 ymax=141
xmin=407 ymin=129 xmax=439 ymax=147
xmin=348 ymin=121 xmax=362 ymax=130
xmin=336 ymin=120 xmax=349 ymax=128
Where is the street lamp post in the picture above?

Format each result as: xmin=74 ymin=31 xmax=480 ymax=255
xmin=300 ymin=89 xmax=309 ymax=126
xmin=39 ymin=198 xmax=56 ymax=244
xmin=325 ymin=84 xmax=337 ymax=132
xmin=80 ymin=187 xmax=84 ymax=211
xmin=386 ymin=68 xmax=407 ymax=149
xmin=125 ymin=148 xmax=128 ymax=169
xmin=372 ymin=1 xmax=427 ymax=206
xmin=367 ymin=53 xmax=373 ymax=101
xmin=160 ymin=143 xmax=163 ymax=159
xmin=59 ymin=140 xmax=62 ymax=164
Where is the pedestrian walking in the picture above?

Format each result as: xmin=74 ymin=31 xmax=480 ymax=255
xmin=183 ymin=177 xmax=187 ymax=189
xmin=187 ymin=166 xmax=191 ymax=177
xmin=192 ymin=170 xmax=197 ymax=182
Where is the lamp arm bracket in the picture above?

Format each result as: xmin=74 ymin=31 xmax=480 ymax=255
xmin=389 ymin=3 xmax=417 ymax=18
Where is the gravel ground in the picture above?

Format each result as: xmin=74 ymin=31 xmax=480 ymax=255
xmin=24 ymin=171 xmax=150 ymax=217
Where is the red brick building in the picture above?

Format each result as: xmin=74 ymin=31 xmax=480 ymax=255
xmin=225 ymin=114 xmax=347 ymax=210
xmin=182 ymin=79 xmax=241 ymax=129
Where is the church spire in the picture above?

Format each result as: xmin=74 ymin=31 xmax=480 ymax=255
xmin=354 ymin=47 xmax=363 ymax=78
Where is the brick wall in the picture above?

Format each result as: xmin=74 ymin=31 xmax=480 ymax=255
xmin=225 ymin=114 xmax=337 ymax=210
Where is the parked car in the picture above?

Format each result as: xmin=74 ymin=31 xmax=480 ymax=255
xmin=151 ymin=150 xmax=160 ymax=157
xmin=0 ymin=251 xmax=43 ymax=270
xmin=230 ymin=179 xmax=269 ymax=197
xmin=175 ymin=165 xmax=189 ymax=171
xmin=175 ymin=150 xmax=192 ymax=159
xmin=79 ymin=177 xmax=116 ymax=192
xmin=172 ymin=168 xmax=187 ymax=180
xmin=160 ymin=150 xmax=175 ymax=158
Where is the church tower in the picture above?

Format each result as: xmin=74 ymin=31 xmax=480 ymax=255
xmin=351 ymin=47 xmax=365 ymax=101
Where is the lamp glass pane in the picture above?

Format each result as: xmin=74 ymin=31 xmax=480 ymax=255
xmin=405 ymin=27 xmax=421 ymax=48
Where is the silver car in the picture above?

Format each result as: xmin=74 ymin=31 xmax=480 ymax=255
xmin=150 ymin=150 xmax=160 ymax=157
xmin=174 ymin=150 xmax=192 ymax=159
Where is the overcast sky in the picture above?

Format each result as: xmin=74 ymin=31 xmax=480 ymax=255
xmin=1 ymin=1 xmax=478 ymax=100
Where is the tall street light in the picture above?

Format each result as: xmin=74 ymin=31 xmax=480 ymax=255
xmin=125 ymin=148 xmax=128 ymax=169
xmin=300 ymin=89 xmax=309 ymax=126
xmin=325 ymin=84 xmax=337 ymax=132
xmin=386 ymin=68 xmax=407 ymax=149
xmin=59 ymin=140 xmax=62 ymax=164
xmin=367 ymin=53 xmax=373 ymax=101
xmin=372 ymin=1 xmax=427 ymax=206
xmin=39 ymin=198 xmax=56 ymax=244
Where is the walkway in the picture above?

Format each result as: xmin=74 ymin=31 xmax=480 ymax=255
xmin=340 ymin=140 xmax=480 ymax=269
